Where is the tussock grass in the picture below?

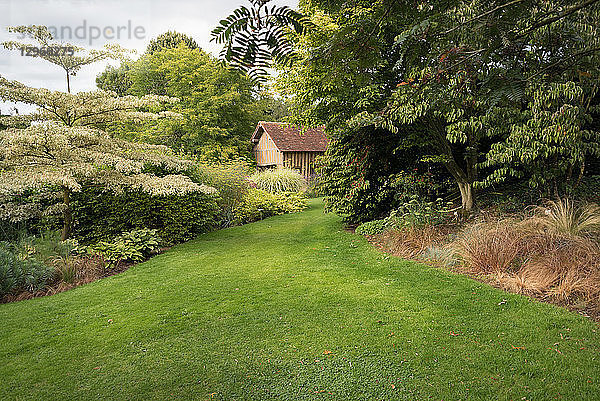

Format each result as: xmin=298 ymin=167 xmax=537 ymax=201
xmin=250 ymin=168 xmax=306 ymax=193
xmin=532 ymin=198 xmax=600 ymax=237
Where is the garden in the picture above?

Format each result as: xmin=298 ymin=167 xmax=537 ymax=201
xmin=1 ymin=0 xmax=600 ymax=400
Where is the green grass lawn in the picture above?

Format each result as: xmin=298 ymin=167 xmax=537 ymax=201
xmin=1 ymin=199 xmax=599 ymax=400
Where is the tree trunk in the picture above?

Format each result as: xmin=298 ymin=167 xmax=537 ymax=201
xmin=66 ymin=71 xmax=71 ymax=94
xmin=61 ymin=187 xmax=72 ymax=241
xmin=457 ymin=181 xmax=474 ymax=213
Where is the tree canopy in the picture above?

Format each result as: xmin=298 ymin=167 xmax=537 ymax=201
xmin=277 ymin=0 xmax=600 ymax=212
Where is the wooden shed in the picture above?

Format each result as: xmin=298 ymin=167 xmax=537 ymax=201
xmin=250 ymin=121 xmax=328 ymax=179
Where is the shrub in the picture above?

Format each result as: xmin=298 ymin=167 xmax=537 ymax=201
xmin=89 ymin=228 xmax=161 ymax=268
xmin=392 ymin=196 xmax=453 ymax=227
xmin=250 ymin=168 xmax=306 ymax=193
xmin=0 ymin=244 xmax=54 ymax=297
xmin=318 ymin=126 xmax=453 ymax=223
xmin=355 ymin=219 xmax=388 ymax=235
xmin=233 ymin=189 xmax=308 ymax=224
xmin=355 ymin=196 xmax=452 ymax=236
xmin=191 ymin=162 xmax=251 ymax=226
xmin=72 ymin=187 xmax=220 ymax=245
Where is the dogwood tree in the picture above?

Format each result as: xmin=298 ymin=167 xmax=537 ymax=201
xmin=0 ymin=77 xmax=214 ymax=240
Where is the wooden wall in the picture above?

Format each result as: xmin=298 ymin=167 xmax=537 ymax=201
xmin=253 ymin=132 xmax=283 ymax=166
xmin=283 ymin=152 xmax=322 ymax=179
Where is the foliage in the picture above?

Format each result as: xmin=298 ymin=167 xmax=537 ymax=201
xmin=318 ymin=126 xmax=449 ymax=223
xmin=392 ymin=196 xmax=453 ymax=228
xmin=232 ymin=188 xmax=307 ymax=224
xmin=355 ymin=196 xmax=452 ymax=235
xmin=211 ymin=0 xmax=312 ymax=82
xmin=0 ymin=244 xmax=54 ymax=297
xmin=124 ymin=44 xmax=258 ymax=155
xmin=354 ymin=219 xmax=387 ymax=236
xmin=72 ymin=187 xmax=220 ymax=245
xmin=95 ymin=62 xmax=133 ymax=96
xmin=482 ymin=82 xmax=600 ymax=194
xmin=90 ymin=228 xmax=161 ymax=268
xmin=250 ymin=168 xmax=305 ymax=193
xmin=0 ymin=74 xmax=214 ymax=240
xmin=191 ymin=162 xmax=252 ymax=226
xmin=145 ymin=31 xmax=199 ymax=54
xmin=278 ymin=0 xmax=600 ymax=212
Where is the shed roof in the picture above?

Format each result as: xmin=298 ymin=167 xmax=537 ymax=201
xmin=251 ymin=121 xmax=328 ymax=152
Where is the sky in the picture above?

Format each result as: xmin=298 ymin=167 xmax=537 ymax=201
xmin=0 ymin=0 xmax=297 ymax=114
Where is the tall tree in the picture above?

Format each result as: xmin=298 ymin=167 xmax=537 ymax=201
xmin=2 ymin=25 xmax=130 ymax=93
xmin=278 ymin=0 xmax=600 ymax=212
xmin=145 ymin=31 xmax=199 ymax=54
xmin=124 ymin=44 xmax=258 ymax=156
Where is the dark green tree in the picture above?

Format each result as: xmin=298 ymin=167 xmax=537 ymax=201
xmin=278 ymin=0 xmax=600 ymax=212
xmin=95 ymin=63 xmax=133 ymax=96
xmin=145 ymin=31 xmax=199 ymax=54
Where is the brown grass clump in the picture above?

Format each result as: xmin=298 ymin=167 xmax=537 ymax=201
xmin=381 ymin=225 xmax=451 ymax=260
xmin=518 ymin=235 xmax=600 ymax=300
xmin=452 ymin=220 xmax=527 ymax=275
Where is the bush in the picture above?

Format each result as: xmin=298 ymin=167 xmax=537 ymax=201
xmin=0 ymin=244 xmax=54 ymax=297
xmin=233 ymin=189 xmax=308 ymax=224
xmin=72 ymin=187 xmax=220 ymax=245
xmin=392 ymin=196 xmax=453 ymax=227
xmin=355 ymin=196 xmax=452 ymax=236
xmin=191 ymin=162 xmax=252 ymax=227
xmin=250 ymin=168 xmax=306 ymax=193
xmin=318 ymin=126 xmax=453 ymax=223
xmin=90 ymin=228 xmax=161 ymax=268
xmin=355 ymin=219 xmax=388 ymax=235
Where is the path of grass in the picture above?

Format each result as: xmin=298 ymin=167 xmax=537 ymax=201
xmin=1 ymin=199 xmax=599 ymax=400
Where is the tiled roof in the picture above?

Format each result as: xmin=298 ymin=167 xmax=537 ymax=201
xmin=251 ymin=121 xmax=328 ymax=152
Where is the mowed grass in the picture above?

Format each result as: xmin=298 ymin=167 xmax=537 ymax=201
xmin=1 ymin=199 xmax=599 ymax=400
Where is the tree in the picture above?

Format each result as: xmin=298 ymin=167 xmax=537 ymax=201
xmin=380 ymin=0 xmax=600 ymax=208
xmin=124 ymin=44 xmax=259 ymax=156
xmin=146 ymin=31 xmax=199 ymax=54
xmin=2 ymin=25 xmax=130 ymax=93
xmin=95 ymin=63 xmax=134 ymax=96
xmin=211 ymin=0 xmax=312 ymax=82
xmin=278 ymin=0 xmax=600 ymax=213
xmin=0 ymin=76 xmax=214 ymax=240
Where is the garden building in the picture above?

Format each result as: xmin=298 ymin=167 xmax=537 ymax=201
xmin=250 ymin=121 xmax=328 ymax=179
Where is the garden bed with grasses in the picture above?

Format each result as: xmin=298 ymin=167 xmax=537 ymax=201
xmin=358 ymin=199 xmax=600 ymax=321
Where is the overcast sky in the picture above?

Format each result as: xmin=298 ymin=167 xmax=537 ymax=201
xmin=0 ymin=0 xmax=297 ymax=114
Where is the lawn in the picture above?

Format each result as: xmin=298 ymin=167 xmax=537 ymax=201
xmin=1 ymin=199 xmax=599 ymax=400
